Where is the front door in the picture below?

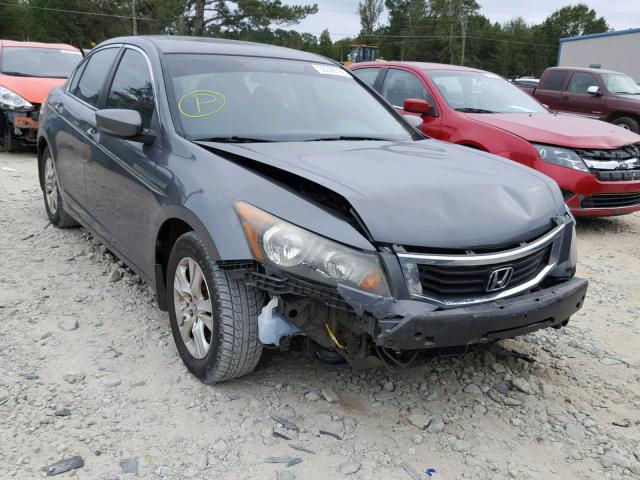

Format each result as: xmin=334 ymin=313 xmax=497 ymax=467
xmin=84 ymin=47 xmax=162 ymax=273
xmin=562 ymin=71 xmax=605 ymax=119
xmin=379 ymin=68 xmax=443 ymax=138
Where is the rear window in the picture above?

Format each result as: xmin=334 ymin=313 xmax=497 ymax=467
xmin=0 ymin=47 xmax=82 ymax=78
xmin=542 ymin=70 xmax=568 ymax=91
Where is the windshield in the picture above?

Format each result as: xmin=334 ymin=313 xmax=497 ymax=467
xmin=602 ymin=73 xmax=640 ymax=95
xmin=427 ymin=70 xmax=548 ymax=114
xmin=164 ymin=54 xmax=417 ymax=142
xmin=0 ymin=47 xmax=82 ymax=78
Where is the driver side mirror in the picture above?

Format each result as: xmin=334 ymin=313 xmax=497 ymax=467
xmin=587 ymin=85 xmax=600 ymax=96
xmin=95 ymin=109 xmax=155 ymax=144
xmin=404 ymin=98 xmax=433 ymax=115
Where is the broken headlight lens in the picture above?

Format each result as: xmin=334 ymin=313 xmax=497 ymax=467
xmin=0 ymin=86 xmax=33 ymax=111
xmin=534 ymin=144 xmax=589 ymax=173
xmin=235 ymin=201 xmax=391 ymax=297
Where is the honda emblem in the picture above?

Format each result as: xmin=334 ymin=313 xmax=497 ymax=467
xmin=486 ymin=267 xmax=514 ymax=292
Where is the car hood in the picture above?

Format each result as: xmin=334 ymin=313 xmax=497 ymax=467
xmin=466 ymin=112 xmax=640 ymax=149
xmin=0 ymin=74 xmax=66 ymax=104
xmin=198 ymin=139 xmax=564 ymax=250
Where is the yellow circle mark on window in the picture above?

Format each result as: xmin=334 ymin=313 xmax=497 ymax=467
xmin=178 ymin=90 xmax=226 ymax=118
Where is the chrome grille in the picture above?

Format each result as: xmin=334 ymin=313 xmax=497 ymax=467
xmin=397 ymin=223 xmax=566 ymax=308
xmin=417 ymin=245 xmax=550 ymax=297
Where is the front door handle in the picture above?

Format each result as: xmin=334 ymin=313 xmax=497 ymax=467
xmin=561 ymin=95 xmax=570 ymax=101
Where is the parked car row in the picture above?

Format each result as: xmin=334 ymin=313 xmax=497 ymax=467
xmin=4 ymin=35 xmax=638 ymax=384
xmin=350 ymin=61 xmax=640 ymax=217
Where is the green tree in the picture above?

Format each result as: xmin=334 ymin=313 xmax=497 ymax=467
xmin=318 ymin=29 xmax=333 ymax=58
xmin=187 ymin=0 xmax=318 ymax=37
xmin=358 ymin=0 xmax=384 ymax=37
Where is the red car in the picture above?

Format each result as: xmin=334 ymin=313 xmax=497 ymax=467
xmin=0 ymin=40 xmax=82 ymax=152
xmin=350 ymin=62 xmax=640 ymax=217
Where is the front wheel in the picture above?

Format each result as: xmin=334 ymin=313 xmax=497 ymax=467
xmin=167 ymin=231 xmax=264 ymax=384
xmin=612 ymin=116 xmax=640 ymax=133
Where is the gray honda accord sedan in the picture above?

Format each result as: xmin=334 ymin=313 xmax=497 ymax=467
xmin=37 ymin=36 xmax=587 ymax=383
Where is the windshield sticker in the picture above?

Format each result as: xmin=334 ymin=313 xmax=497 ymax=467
xmin=178 ymin=90 xmax=226 ymax=118
xmin=312 ymin=64 xmax=351 ymax=78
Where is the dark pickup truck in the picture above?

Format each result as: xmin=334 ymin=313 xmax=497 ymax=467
xmin=521 ymin=67 xmax=640 ymax=133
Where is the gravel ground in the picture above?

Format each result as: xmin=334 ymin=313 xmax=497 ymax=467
xmin=1 ymin=151 xmax=640 ymax=480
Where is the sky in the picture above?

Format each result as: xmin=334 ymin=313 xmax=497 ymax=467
xmin=282 ymin=0 xmax=638 ymax=40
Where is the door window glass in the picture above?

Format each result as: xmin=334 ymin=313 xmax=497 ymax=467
xmin=381 ymin=69 xmax=434 ymax=108
xmin=352 ymin=68 xmax=380 ymax=88
xmin=567 ymin=72 xmax=598 ymax=94
xmin=542 ymin=70 xmax=567 ymax=91
xmin=106 ymin=49 xmax=155 ymax=129
xmin=74 ymin=48 xmax=119 ymax=107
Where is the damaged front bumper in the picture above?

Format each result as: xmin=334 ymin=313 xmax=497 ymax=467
xmin=376 ymin=276 xmax=588 ymax=350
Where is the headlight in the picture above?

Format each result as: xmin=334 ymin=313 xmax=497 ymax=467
xmin=534 ymin=144 xmax=589 ymax=173
xmin=0 ymin=86 xmax=33 ymax=111
xmin=235 ymin=202 xmax=391 ymax=297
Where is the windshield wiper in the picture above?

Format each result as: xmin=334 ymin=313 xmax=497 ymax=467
xmin=613 ymin=91 xmax=640 ymax=95
xmin=0 ymin=71 xmax=35 ymax=77
xmin=455 ymin=108 xmax=495 ymax=114
xmin=194 ymin=136 xmax=275 ymax=143
xmin=304 ymin=136 xmax=389 ymax=142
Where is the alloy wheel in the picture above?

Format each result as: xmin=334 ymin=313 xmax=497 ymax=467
xmin=44 ymin=155 xmax=59 ymax=214
xmin=173 ymin=257 xmax=214 ymax=359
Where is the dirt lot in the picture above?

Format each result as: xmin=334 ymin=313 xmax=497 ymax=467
xmin=1 ymin=150 xmax=639 ymax=480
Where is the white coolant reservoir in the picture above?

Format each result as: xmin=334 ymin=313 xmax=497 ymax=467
xmin=257 ymin=297 xmax=300 ymax=345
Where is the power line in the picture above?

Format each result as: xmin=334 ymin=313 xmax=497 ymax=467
xmin=0 ymin=1 xmax=156 ymax=21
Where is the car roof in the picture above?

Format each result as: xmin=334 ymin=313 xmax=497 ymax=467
xmin=0 ymin=39 xmax=79 ymax=51
xmin=545 ymin=66 xmax=622 ymax=75
xmin=353 ymin=61 xmax=486 ymax=73
xmin=100 ymin=36 xmax=334 ymax=64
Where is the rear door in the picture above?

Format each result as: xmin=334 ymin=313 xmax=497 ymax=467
xmin=561 ymin=71 xmax=605 ymax=119
xmin=54 ymin=46 xmax=120 ymax=216
xmin=84 ymin=47 xmax=162 ymax=272
xmin=378 ymin=68 xmax=443 ymax=138
xmin=534 ymin=69 xmax=569 ymax=111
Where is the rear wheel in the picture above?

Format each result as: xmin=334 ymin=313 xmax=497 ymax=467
xmin=612 ymin=116 xmax=640 ymax=133
xmin=167 ymin=231 xmax=264 ymax=384
xmin=41 ymin=147 xmax=78 ymax=228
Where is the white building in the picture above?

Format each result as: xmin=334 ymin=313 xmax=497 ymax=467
xmin=558 ymin=29 xmax=640 ymax=82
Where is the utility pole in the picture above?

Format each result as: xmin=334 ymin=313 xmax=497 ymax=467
xmin=131 ymin=0 xmax=138 ymax=36
xmin=460 ymin=7 xmax=468 ymax=65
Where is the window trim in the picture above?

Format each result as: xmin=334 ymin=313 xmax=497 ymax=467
xmin=66 ymin=45 xmax=123 ymax=111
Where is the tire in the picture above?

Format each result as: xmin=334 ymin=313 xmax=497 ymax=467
xmin=167 ymin=231 xmax=264 ymax=384
xmin=0 ymin=113 xmax=14 ymax=153
xmin=612 ymin=116 xmax=640 ymax=133
xmin=40 ymin=146 xmax=78 ymax=228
